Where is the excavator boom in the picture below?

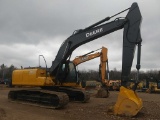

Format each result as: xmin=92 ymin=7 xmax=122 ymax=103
xmin=50 ymin=3 xmax=142 ymax=84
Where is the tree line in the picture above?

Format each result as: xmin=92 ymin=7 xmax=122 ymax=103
xmin=78 ymin=68 xmax=160 ymax=82
xmin=0 ymin=64 xmax=160 ymax=82
xmin=0 ymin=64 xmax=16 ymax=81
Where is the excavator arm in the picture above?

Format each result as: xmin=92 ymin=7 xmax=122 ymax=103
xmin=72 ymin=47 xmax=106 ymax=66
xmin=50 ymin=3 xmax=142 ymax=116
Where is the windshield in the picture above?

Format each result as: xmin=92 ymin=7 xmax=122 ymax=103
xmin=65 ymin=62 xmax=77 ymax=82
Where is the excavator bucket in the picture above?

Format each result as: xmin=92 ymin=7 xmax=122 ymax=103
xmin=114 ymin=86 xmax=143 ymax=117
xmin=96 ymin=87 xmax=109 ymax=98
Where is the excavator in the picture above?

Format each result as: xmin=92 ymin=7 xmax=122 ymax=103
xmin=9 ymin=3 xmax=143 ymax=116
xmin=142 ymin=76 xmax=160 ymax=93
xmin=72 ymin=46 xmax=110 ymax=97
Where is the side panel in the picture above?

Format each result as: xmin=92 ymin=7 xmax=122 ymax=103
xmin=12 ymin=69 xmax=54 ymax=86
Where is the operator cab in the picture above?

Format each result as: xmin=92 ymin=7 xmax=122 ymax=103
xmin=57 ymin=61 xmax=78 ymax=83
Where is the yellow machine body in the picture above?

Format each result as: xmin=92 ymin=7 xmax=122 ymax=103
xmin=12 ymin=68 xmax=81 ymax=87
xmin=114 ymin=86 xmax=143 ymax=117
xmin=147 ymin=82 xmax=160 ymax=93
xmin=108 ymin=80 xmax=121 ymax=91
xmin=12 ymin=68 xmax=54 ymax=86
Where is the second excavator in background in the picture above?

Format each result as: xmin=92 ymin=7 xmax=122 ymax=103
xmin=142 ymin=76 xmax=160 ymax=93
xmin=72 ymin=46 xmax=110 ymax=97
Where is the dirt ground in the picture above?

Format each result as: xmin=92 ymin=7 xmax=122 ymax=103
xmin=1 ymin=85 xmax=160 ymax=120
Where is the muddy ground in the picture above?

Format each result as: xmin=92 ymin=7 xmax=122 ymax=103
xmin=1 ymin=85 xmax=160 ymax=120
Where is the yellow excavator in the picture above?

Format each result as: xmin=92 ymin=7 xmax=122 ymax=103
xmin=142 ymin=76 xmax=160 ymax=93
xmin=72 ymin=46 xmax=110 ymax=97
xmin=9 ymin=3 xmax=143 ymax=117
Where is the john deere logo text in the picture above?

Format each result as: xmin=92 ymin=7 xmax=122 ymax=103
xmin=86 ymin=28 xmax=103 ymax=38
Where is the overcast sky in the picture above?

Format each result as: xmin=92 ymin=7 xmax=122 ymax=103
xmin=0 ymin=0 xmax=160 ymax=71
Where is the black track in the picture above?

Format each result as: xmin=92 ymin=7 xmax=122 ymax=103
xmin=41 ymin=86 xmax=90 ymax=102
xmin=8 ymin=89 xmax=69 ymax=109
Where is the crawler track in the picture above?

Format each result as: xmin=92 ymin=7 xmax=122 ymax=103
xmin=8 ymin=89 xmax=69 ymax=109
xmin=49 ymin=87 xmax=90 ymax=102
xmin=61 ymin=87 xmax=90 ymax=102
